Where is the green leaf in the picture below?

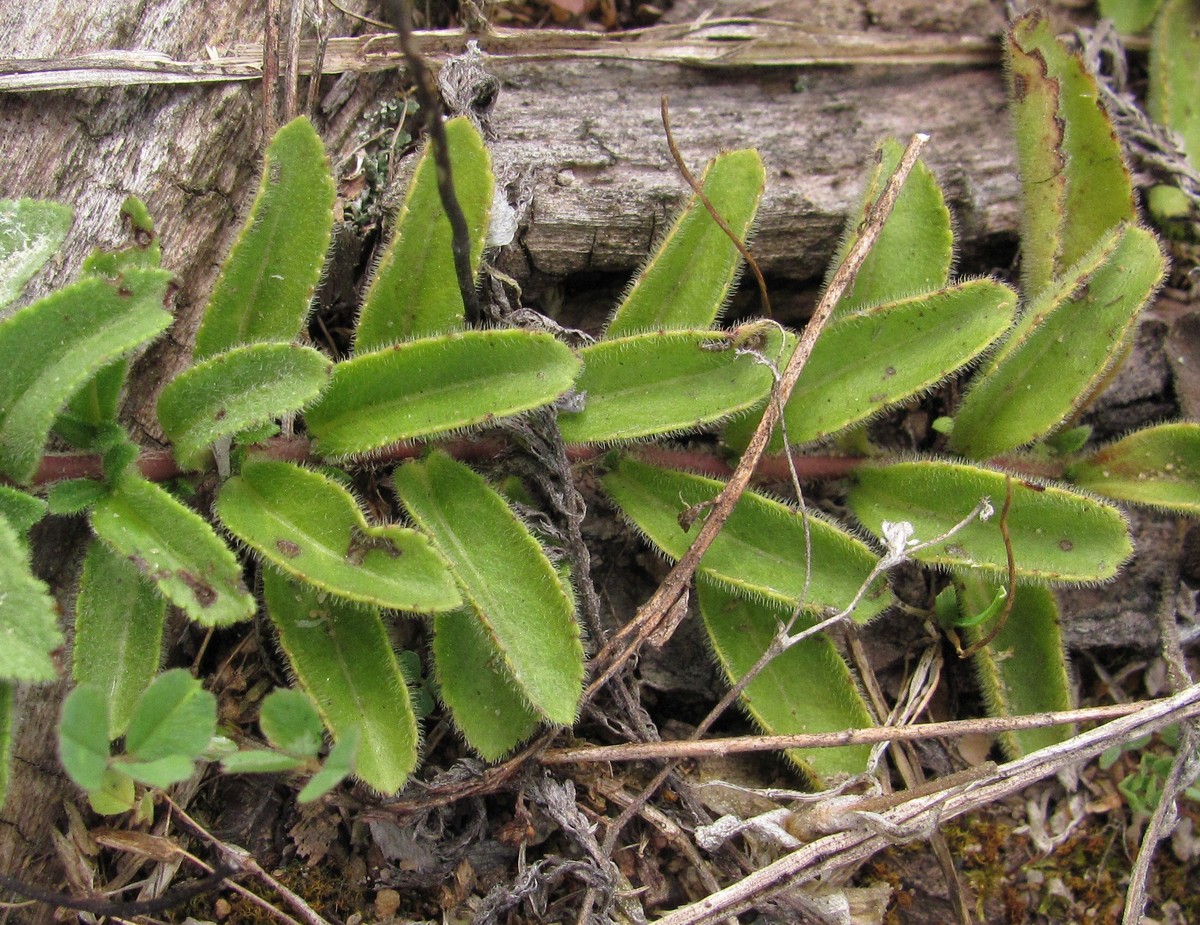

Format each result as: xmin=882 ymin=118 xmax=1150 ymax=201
xmin=958 ymin=577 xmax=1074 ymax=756
xmin=847 ymin=459 xmax=1133 ymax=584
xmin=601 ymin=456 xmax=892 ymax=620
xmin=259 ymin=688 xmax=324 ymax=758
xmin=354 ymin=117 xmax=494 ymax=350
xmin=393 ymin=451 xmax=583 ymax=730
xmin=0 ymin=268 xmax=173 ymax=483
xmin=698 ymin=580 xmax=873 ymax=780
xmin=0 ymin=513 xmax=62 ymax=681
xmin=47 ymin=479 xmax=109 ymax=516
xmin=0 ymin=682 xmax=13 ymax=809
xmin=950 ymin=226 xmax=1165 ymax=459
xmin=124 ymin=668 xmax=216 ymax=763
xmin=0 ymin=199 xmax=72 ymax=311
xmin=216 ymin=460 xmax=460 ymax=612
xmin=306 ymin=330 xmax=581 ymax=457
xmin=263 ymin=568 xmax=418 ymax=795
xmin=59 ymin=685 xmax=111 ymax=791
xmin=193 ymin=117 xmax=335 ymax=359
xmin=298 ymin=731 xmax=358 ymax=803
xmin=73 ymin=540 xmax=166 ymax=738
xmin=727 ymin=281 xmax=1019 ymax=450
xmin=91 ymin=475 xmax=255 ymax=626
xmin=430 ymin=608 xmax=541 ymax=760
xmin=87 ymin=768 xmax=136 ymax=815
xmin=1100 ymin=0 xmax=1165 ymax=33
xmin=117 ymin=755 xmax=199 ymax=788
xmin=0 ymin=485 xmax=47 ymax=539
xmin=158 ymin=343 xmax=331 ymax=469
xmin=1006 ymin=12 xmax=1136 ymax=295
xmin=830 ymin=138 xmax=953 ymax=315
xmin=1067 ymin=423 xmax=1200 ymax=513
xmin=606 ymin=149 xmax=765 ymax=336
xmin=557 ymin=329 xmax=778 ymax=444
xmin=1147 ymin=0 xmax=1200 ymax=227
xmin=221 ymin=749 xmax=308 ymax=774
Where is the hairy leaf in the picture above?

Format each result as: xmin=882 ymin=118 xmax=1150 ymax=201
xmin=217 ymin=459 xmax=460 ymax=612
xmin=124 ymin=669 xmax=216 ymax=763
xmin=0 ymin=513 xmax=62 ymax=681
xmin=307 ymin=330 xmax=581 ymax=457
xmin=848 ymin=459 xmax=1133 ymax=583
xmin=298 ymin=732 xmax=357 ymax=803
xmin=0 ymin=485 xmax=46 ymax=539
xmin=1006 ymin=12 xmax=1136 ymax=294
xmin=354 ymin=117 xmax=493 ymax=350
xmin=59 ymin=685 xmax=111 ymax=791
xmin=47 ymin=479 xmax=109 ymax=516
xmin=698 ymin=580 xmax=873 ymax=779
xmin=1068 ymin=423 xmax=1200 ymax=513
xmin=831 ymin=138 xmax=953 ymax=314
xmin=606 ymin=149 xmax=765 ymax=336
xmin=728 ymin=280 xmax=1018 ymax=450
xmin=959 ymin=577 xmax=1074 ymax=756
xmin=0 ymin=268 xmax=172 ymax=483
xmin=193 ymin=117 xmax=335 ymax=359
xmin=91 ymin=475 xmax=255 ymax=626
xmin=557 ymin=328 xmax=779 ymax=444
xmin=950 ymin=226 xmax=1165 ymax=459
xmin=259 ymin=687 xmax=324 ymax=758
xmin=158 ymin=343 xmax=331 ymax=469
xmin=431 ymin=608 xmax=541 ymax=760
xmin=73 ymin=540 xmax=165 ymax=738
xmin=264 ymin=568 xmax=418 ymax=795
xmin=0 ymin=198 xmax=72 ymax=311
xmin=602 ymin=456 xmax=892 ymax=620
xmin=1147 ymin=0 xmax=1200 ymax=224
xmin=394 ymin=451 xmax=583 ymax=730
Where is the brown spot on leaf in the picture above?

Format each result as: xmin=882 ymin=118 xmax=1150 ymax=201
xmin=177 ymin=569 xmax=218 ymax=607
xmin=1059 ymin=539 xmax=1073 ymax=552
xmin=133 ymin=228 xmax=155 ymax=248
xmin=1012 ymin=73 xmax=1028 ymax=102
xmin=276 ymin=538 xmax=303 ymax=558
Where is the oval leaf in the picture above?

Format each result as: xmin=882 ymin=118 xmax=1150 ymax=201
xmin=601 ymin=456 xmax=892 ymax=620
xmin=124 ymin=669 xmax=216 ymax=763
xmin=831 ymin=138 xmax=953 ymax=315
xmin=259 ymin=687 xmax=324 ymax=758
xmin=306 ymin=330 xmax=581 ymax=457
xmin=0 ymin=513 xmax=62 ymax=681
xmin=958 ymin=577 xmax=1074 ymax=757
xmin=557 ymin=328 xmax=778 ymax=444
xmin=354 ymin=117 xmax=494 ymax=350
xmin=59 ymin=685 xmax=111 ymax=792
xmin=951 ymin=226 xmax=1165 ymax=460
xmin=1006 ymin=12 xmax=1137 ymax=294
xmin=0 ymin=198 xmax=72 ymax=311
xmin=1067 ymin=423 xmax=1200 ymax=514
xmin=217 ymin=459 xmax=460 ymax=612
xmin=606 ymin=149 xmax=765 ymax=336
xmin=263 ymin=568 xmax=418 ymax=795
xmin=432 ymin=608 xmax=541 ymax=761
xmin=193 ymin=117 xmax=335 ymax=359
xmin=0 ymin=485 xmax=46 ymax=543
xmin=728 ymin=280 xmax=1019 ymax=449
xmin=91 ymin=475 xmax=255 ymax=626
xmin=848 ymin=459 xmax=1133 ymax=584
xmin=73 ymin=540 xmax=166 ymax=738
xmin=394 ymin=451 xmax=583 ymax=729
xmin=698 ymin=580 xmax=873 ymax=780
xmin=0 ymin=268 xmax=172 ymax=483
xmin=158 ymin=343 xmax=331 ymax=469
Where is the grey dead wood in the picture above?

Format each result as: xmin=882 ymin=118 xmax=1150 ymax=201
xmin=0 ymin=0 xmax=1160 ymax=920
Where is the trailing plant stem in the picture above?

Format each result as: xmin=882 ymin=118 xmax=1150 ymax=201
xmin=586 ymin=132 xmax=931 ymax=697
